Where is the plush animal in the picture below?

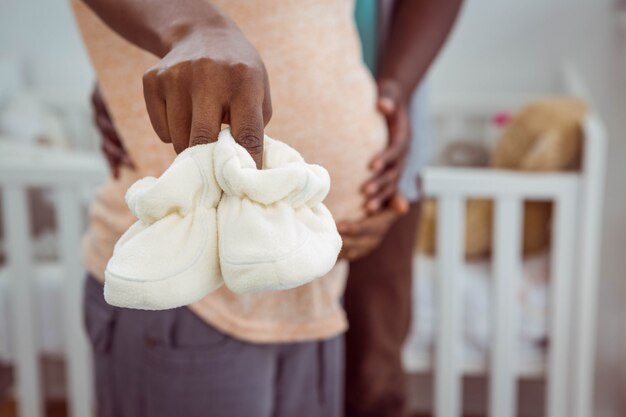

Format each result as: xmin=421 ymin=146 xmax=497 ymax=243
xmin=492 ymin=98 xmax=586 ymax=171
xmin=418 ymin=98 xmax=587 ymax=258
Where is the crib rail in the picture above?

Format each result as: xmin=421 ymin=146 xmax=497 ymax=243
xmin=0 ymin=142 xmax=106 ymax=417
xmin=421 ymin=115 xmax=606 ymax=417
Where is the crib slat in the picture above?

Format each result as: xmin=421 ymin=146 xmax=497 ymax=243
xmin=546 ymin=194 xmax=578 ymax=417
xmin=435 ymin=196 xmax=464 ymax=417
xmin=489 ymin=198 xmax=523 ymax=417
xmin=572 ymin=116 xmax=606 ymax=417
xmin=54 ymin=187 xmax=94 ymax=417
xmin=1 ymin=187 xmax=44 ymax=417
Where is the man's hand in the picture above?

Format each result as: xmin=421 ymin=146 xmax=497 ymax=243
xmin=142 ymin=22 xmax=271 ymax=168
xmin=362 ymin=79 xmax=411 ymax=214
xmin=338 ymin=195 xmax=408 ymax=261
xmin=83 ymin=0 xmax=271 ymax=169
xmin=91 ymin=85 xmax=134 ymax=178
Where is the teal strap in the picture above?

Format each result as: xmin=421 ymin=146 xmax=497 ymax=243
xmin=354 ymin=0 xmax=377 ymax=74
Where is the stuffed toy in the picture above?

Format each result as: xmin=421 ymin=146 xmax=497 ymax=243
xmin=418 ymin=98 xmax=587 ymax=258
xmin=105 ymin=128 xmax=341 ymax=310
xmin=491 ymin=98 xmax=586 ymax=171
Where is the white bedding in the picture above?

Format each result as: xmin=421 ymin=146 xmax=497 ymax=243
xmin=403 ymin=252 xmax=550 ymax=374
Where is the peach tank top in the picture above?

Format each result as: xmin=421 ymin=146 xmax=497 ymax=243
xmin=73 ymin=0 xmax=387 ymax=342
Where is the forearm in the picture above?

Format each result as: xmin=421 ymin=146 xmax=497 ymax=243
xmin=378 ymin=0 xmax=463 ymax=101
xmin=82 ymin=0 xmax=271 ymax=167
xmin=81 ymin=0 xmax=231 ymax=57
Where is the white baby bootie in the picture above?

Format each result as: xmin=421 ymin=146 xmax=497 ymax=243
xmin=214 ymin=128 xmax=342 ymax=294
xmin=104 ymin=144 xmax=223 ymax=310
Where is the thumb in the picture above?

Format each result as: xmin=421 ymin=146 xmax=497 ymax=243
xmin=377 ymin=96 xmax=395 ymax=115
xmin=377 ymin=79 xmax=403 ymax=115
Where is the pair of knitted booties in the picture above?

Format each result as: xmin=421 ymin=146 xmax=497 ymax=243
xmin=104 ymin=128 xmax=342 ymax=310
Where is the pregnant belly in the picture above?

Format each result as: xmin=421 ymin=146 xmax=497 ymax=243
xmin=320 ymin=112 xmax=388 ymax=222
xmin=266 ymin=88 xmax=388 ymax=223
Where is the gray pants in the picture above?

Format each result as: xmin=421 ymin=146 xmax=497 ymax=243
xmin=84 ymin=276 xmax=344 ymax=417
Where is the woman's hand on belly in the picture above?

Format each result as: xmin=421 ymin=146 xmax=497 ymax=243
xmin=92 ymin=85 xmax=134 ymax=178
xmin=336 ymin=195 xmax=408 ymax=261
xmin=362 ymin=80 xmax=411 ymax=213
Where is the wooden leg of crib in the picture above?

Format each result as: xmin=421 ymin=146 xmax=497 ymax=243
xmin=571 ymin=116 xmax=606 ymax=417
xmin=2 ymin=187 xmax=44 ymax=417
xmin=489 ymin=198 xmax=523 ymax=417
xmin=435 ymin=196 xmax=464 ymax=417
xmin=546 ymin=193 xmax=578 ymax=417
xmin=55 ymin=188 xmax=94 ymax=417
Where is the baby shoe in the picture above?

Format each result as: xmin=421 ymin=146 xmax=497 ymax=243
xmin=104 ymin=143 xmax=223 ymax=310
xmin=214 ymin=128 xmax=342 ymax=294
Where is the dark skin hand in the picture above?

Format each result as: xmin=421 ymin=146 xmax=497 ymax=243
xmin=363 ymin=78 xmax=411 ymax=214
xmin=82 ymin=0 xmax=271 ymax=168
xmin=341 ymin=0 xmax=463 ymax=261
xmin=338 ymin=195 xmax=408 ymax=260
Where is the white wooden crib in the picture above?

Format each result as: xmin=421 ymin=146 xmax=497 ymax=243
xmin=404 ymin=67 xmax=606 ymax=417
xmin=0 ymin=68 xmax=605 ymax=417
xmin=0 ymin=142 xmax=106 ymax=417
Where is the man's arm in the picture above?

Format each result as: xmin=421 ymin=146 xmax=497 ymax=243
xmin=377 ymin=0 xmax=463 ymax=103
xmin=82 ymin=0 xmax=271 ymax=167
xmin=343 ymin=0 xmax=463 ymax=261
xmin=362 ymin=0 xmax=463 ymax=212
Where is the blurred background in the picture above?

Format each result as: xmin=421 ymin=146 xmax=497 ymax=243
xmin=0 ymin=0 xmax=625 ymax=416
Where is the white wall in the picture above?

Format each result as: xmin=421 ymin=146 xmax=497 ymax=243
xmin=431 ymin=0 xmax=614 ymax=95
xmin=1 ymin=0 xmax=94 ymax=100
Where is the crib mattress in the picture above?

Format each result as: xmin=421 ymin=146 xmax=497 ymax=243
xmin=402 ymin=252 xmax=550 ymax=377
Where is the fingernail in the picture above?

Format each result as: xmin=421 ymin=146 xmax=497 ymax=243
xmin=367 ymin=200 xmax=379 ymax=211
xmin=372 ymin=160 xmax=383 ymax=171
xmin=394 ymin=196 xmax=409 ymax=214
xmin=379 ymin=97 xmax=395 ymax=112
xmin=395 ymin=205 xmax=408 ymax=215
xmin=365 ymin=183 xmax=377 ymax=194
